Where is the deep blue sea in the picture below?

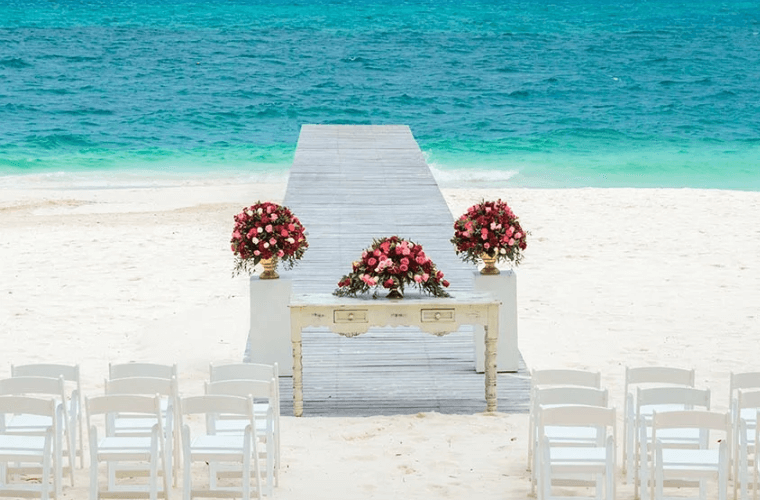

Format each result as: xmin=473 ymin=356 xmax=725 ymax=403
xmin=1 ymin=0 xmax=759 ymax=189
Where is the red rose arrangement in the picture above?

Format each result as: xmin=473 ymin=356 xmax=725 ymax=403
xmin=231 ymin=201 xmax=308 ymax=276
xmin=451 ymin=199 xmax=528 ymax=266
xmin=334 ymin=236 xmax=450 ymax=298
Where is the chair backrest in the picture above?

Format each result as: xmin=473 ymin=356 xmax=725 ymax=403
xmin=0 ymin=376 xmax=67 ymax=401
xmin=737 ymin=389 xmax=760 ymax=412
xmin=0 ymin=395 xmax=57 ymax=420
xmin=531 ymin=369 xmax=601 ymax=390
xmin=651 ymin=410 xmax=730 ymax=442
xmin=625 ymin=366 xmax=695 ymax=389
xmin=11 ymin=363 xmax=81 ymax=403
xmin=105 ymin=376 xmax=178 ymax=398
xmin=87 ymin=394 xmax=162 ymax=418
xmin=205 ymin=379 xmax=276 ymax=400
xmin=109 ymin=362 xmax=177 ymax=380
xmin=636 ymin=386 xmax=711 ymax=410
xmin=180 ymin=394 xmax=254 ymax=418
xmin=208 ymin=363 xmax=278 ymax=383
xmin=534 ymin=386 xmax=609 ymax=409
xmin=538 ymin=404 xmax=616 ymax=436
xmin=730 ymin=372 xmax=760 ymax=396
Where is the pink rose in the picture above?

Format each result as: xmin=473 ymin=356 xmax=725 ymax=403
xmin=254 ymin=250 xmax=261 ymax=256
xmin=265 ymin=224 xmax=273 ymax=233
xmin=281 ymin=229 xmax=288 ymax=237
xmin=414 ymin=275 xmax=423 ymax=283
xmin=399 ymin=264 xmax=408 ymax=272
xmin=277 ymin=250 xmax=285 ymax=257
xmin=288 ymin=223 xmax=295 ymax=231
xmin=367 ymin=257 xmax=377 ymax=266
xmin=508 ymin=238 xmax=515 ymax=246
xmin=421 ymin=273 xmax=429 ymax=282
xmin=383 ymin=278 xmax=394 ymax=289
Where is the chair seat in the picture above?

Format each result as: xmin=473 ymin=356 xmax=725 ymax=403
xmin=5 ymin=413 xmax=57 ymax=431
xmin=640 ymin=404 xmax=688 ymax=418
xmin=544 ymin=425 xmax=599 ymax=443
xmin=96 ymin=436 xmax=156 ymax=458
xmin=646 ymin=427 xmax=703 ymax=445
xmin=549 ymin=446 xmax=608 ymax=465
xmin=660 ymin=448 xmax=721 ymax=470
xmin=190 ymin=434 xmax=248 ymax=454
xmin=0 ymin=434 xmax=49 ymax=459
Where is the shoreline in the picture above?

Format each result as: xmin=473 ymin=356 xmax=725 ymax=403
xmin=2 ymin=179 xmax=759 ymax=498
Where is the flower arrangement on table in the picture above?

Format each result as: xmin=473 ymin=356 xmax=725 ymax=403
xmin=230 ymin=201 xmax=308 ymax=278
xmin=451 ymin=199 xmax=528 ymax=274
xmin=334 ymin=236 xmax=451 ymax=299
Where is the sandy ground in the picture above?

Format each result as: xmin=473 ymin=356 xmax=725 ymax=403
xmin=2 ymin=177 xmax=759 ymax=498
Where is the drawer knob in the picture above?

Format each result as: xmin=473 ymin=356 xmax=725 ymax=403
xmin=348 ymin=313 xmax=354 ymax=321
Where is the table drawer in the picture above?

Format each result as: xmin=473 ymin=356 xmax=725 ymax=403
xmin=333 ymin=309 xmax=368 ymax=323
xmin=420 ymin=308 xmax=456 ymax=323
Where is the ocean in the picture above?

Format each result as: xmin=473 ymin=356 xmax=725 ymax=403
xmin=1 ymin=0 xmax=759 ymax=189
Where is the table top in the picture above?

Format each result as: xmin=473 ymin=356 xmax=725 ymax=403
xmin=289 ymin=291 xmax=501 ymax=307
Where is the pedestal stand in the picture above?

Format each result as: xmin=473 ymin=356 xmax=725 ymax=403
xmin=473 ymin=269 xmax=518 ymax=372
xmin=246 ymin=274 xmax=293 ymax=375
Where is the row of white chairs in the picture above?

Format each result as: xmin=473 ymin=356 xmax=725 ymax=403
xmin=529 ymin=367 xmax=760 ymax=500
xmin=0 ymin=361 xmax=281 ymax=500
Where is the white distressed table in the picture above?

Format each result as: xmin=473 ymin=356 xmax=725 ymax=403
xmin=289 ymin=292 xmax=501 ymax=416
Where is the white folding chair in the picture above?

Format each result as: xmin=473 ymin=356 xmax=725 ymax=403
xmin=204 ymin=379 xmax=276 ymax=496
xmin=647 ymin=410 xmax=730 ymax=500
xmin=0 ymin=376 xmax=75 ymax=486
xmin=735 ymin=391 xmax=760 ymax=500
xmin=528 ymin=368 xmax=601 ymax=471
xmin=731 ymin=374 xmax=760 ymax=479
xmin=11 ymin=363 xmax=85 ymax=468
xmin=109 ymin=363 xmax=181 ymax=475
xmin=529 ymin=386 xmax=609 ymax=495
xmin=209 ymin=362 xmax=280 ymax=484
xmin=623 ymin=366 xmax=695 ymax=483
xmin=537 ymin=404 xmax=616 ymax=500
xmin=0 ymin=395 xmax=62 ymax=500
xmin=104 ymin=376 xmax=179 ymax=487
xmin=86 ymin=394 xmax=170 ymax=500
xmin=635 ymin=386 xmax=711 ymax=500
xmin=180 ymin=395 xmax=262 ymax=500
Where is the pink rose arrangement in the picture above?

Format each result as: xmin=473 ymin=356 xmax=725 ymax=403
xmin=451 ymin=199 xmax=528 ymax=266
xmin=231 ymin=201 xmax=308 ymax=276
xmin=334 ymin=236 xmax=450 ymax=298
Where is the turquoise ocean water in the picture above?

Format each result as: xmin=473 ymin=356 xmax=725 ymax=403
xmin=1 ymin=0 xmax=759 ymax=189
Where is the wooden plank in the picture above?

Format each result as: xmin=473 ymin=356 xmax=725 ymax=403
xmin=260 ymin=125 xmax=529 ymax=416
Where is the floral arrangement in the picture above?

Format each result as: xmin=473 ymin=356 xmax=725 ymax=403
xmin=451 ymin=199 xmax=528 ymax=266
xmin=230 ymin=201 xmax=308 ymax=276
xmin=334 ymin=236 xmax=450 ymax=298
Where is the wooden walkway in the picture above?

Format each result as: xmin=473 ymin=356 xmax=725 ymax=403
xmin=269 ymin=125 xmax=529 ymax=416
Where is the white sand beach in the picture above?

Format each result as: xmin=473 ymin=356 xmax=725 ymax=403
xmin=2 ymin=177 xmax=760 ymax=498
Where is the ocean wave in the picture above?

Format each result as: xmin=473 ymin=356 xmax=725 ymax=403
xmin=25 ymin=134 xmax=96 ymax=149
xmin=428 ymin=164 xmax=519 ymax=188
xmin=0 ymin=57 xmax=31 ymax=68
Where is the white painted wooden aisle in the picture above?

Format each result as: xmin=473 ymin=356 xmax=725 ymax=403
xmin=255 ymin=125 xmax=528 ymax=416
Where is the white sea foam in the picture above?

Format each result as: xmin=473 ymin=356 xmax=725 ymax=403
xmin=428 ymin=163 xmax=520 ymax=188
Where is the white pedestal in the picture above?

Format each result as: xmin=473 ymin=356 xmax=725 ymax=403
xmin=473 ymin=270 xmax=519 ymax=372
xmin=246 ymin=275 xmax=293 ymax=376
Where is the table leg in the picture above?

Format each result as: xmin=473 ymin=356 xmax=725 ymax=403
xmin=485 ymin=332 xmax=498 ymax=412
xmin=292 ymin=338 xmax=303 ymax=417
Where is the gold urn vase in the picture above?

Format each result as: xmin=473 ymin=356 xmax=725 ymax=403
xmin=480 ymin=253 xmax=500 ymax=275
xmin=259 ymin=257 xmax=279 ymax=280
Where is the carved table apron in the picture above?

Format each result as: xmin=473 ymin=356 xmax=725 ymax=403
xmin=288 ymin=292 xmax=501 ymax=416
